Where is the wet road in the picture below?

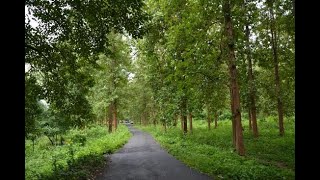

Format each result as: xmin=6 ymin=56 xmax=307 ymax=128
xmin=95 ymin=124 xmax=212 ymax=180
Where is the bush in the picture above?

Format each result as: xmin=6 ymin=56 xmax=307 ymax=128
xmin=71 ymin=134 xmax=87 ymax=146
xmin=25 ymin=124 xmax=131 ymax=180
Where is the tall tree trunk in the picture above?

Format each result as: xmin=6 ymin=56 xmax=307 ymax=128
xmin=113 ymin=100 xmax=117 ymax=131
xmin=108 ymin=103 xmax=113 ymax=133
xmin=207 ymin=106 xmax=211 ymax=130
xmin=214 ymin=111 xmax=218 ymax=128
xmin=180 ymin=114 xmax=184 ymax=131
xmin=268 ymin=0 xmax=284 ymax=136
xmin=189 ymin=112 xmax=193 ymax=133
xmin=230 ymin=90 xmax=236 ymax=147
xmin=180 ymin=56 xmax=188 ymax=134
xmin=248 ymin=108 xmax=252 ymax=130
xmin=106 ymin=107 xmax=108 ymax=127
xmin=181 ymin=97 xmax=188 ymax=134
xmin=245 ymin=23 xmax=259 ymax=137
xmin=223 ymin=0 xmax=245 ymax=155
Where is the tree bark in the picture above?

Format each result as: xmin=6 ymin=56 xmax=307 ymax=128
xmin=268 ymin=0 xmax=284 ymax=136
xmin=230 ymin=89 xmax=236 ymax=147
xmin=181 ymin=97 xmax=188 ymax=134
xmin=248 ymin=108 xmax=252 ymax=130
xmin=113 ymin=100 xmax=117 ymax=131
xmin=245 ymin=23 xmax=258 ymax=137
xmin=223 ymin=0 xmax=245 ymax=155
xmin=214 ymin=111 xmax=218 ymax=128
xmin=189 ymin=112 xmax=193 ymax=133
xmin=108 ymin=103 xmax=113 ymax=133
xmin=180 ymin=114 xmax=184 ymax=131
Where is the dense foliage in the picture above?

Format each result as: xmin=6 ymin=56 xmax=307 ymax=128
xmin=25 ymin=124 xmax=131 ymax=179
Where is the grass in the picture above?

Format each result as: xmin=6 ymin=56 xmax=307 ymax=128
xmin=25 ymin=124 xmax=131 ymax=180
xmin=137 ymin=116 xmax=295 ymax=180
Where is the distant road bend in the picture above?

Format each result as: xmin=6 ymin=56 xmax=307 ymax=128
xmin=95 ymin=124 xmax=212 ymax=180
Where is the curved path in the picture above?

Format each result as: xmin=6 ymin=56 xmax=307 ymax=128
xmin=95 ymin=124 xmax=212 ymax=180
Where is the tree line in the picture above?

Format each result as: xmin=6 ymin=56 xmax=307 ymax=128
xmin=25 ymin=0 xmax=294 ymax=156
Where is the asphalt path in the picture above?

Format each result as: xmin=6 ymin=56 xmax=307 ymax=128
xmin=95 ymin=124 xmax=212 ymax=180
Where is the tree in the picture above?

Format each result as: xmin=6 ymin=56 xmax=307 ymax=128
xmin=25 ymin=0 xmax=148 ymax=132
xmin=222 ymin=0 xmax=245 ymax=155
xmin=87 ymin=32 xmax=132 ymax=132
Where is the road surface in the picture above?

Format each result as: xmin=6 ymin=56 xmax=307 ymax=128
xmin=95 ymin=124 xmax=212 ymax=180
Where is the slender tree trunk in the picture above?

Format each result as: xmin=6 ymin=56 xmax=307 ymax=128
xmin=113 ymin=100 xmax=117 ymax=131
xmin=248 ymin=108 xmax=252 ymax=130
xmin=214 ymin=111 xmax=218 ymax=128
xmin=223 ymin=0 xmax=245 ymax=155
xmin=108 ymin=103 xmax=113 ymax=133
xmin=245 ymin=24 xmax=259 ymax=137
xmin=173 ymin=114 xmax=177 ymax=126
xmin=180 ymin=96 xmax=188 ymax=134
xmin=180 ymin=114 xmax=184 ymax=131
xmin=230 ymin=91 xmax=236 ymax=147
xmin=189 ymin=112 xmax=193 ymax=133
xmin=207 ymin=106 xmax=211 ymax=130
xmin=268 ymin=0 xmax=284 ymax=136
xmin=180 ymin=56 xmax=188 ymax=134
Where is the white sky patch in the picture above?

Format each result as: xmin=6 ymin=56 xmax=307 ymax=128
xmin=25 ymin=6 xmax=39 ymax=28
xmin=39 ymin=99 xmax=50 ymax=109
xmin=256 ymin=0 xmax=264 ymax=9
xmin=25 ymin=63 xmax=31 ymax=73
xmin=250 ymin=32 xmax=257 ymax=43
xmin=128 ymin=73 xmax=135 ymax=81
xmin=130 ymin=45 xmax=138 ymax=61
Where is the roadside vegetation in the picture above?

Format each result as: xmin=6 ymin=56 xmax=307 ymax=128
xmin=26 ymin=124 xmax=131 ymax=180
xmin=138 ymin=116 xmax=295 ymax=179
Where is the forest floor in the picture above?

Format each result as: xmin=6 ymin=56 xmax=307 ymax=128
xmin=94 ymin=124 xmax=212 ymax=180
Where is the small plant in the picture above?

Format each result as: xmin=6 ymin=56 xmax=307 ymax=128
xmin=71 ymin=134 xmax=87 ymax=146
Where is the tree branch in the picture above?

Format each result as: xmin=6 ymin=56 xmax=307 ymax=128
xmin=25 ymin=43 xmax=50 ymax=63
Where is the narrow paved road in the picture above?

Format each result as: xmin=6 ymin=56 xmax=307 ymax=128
xmin=95 ymin=124 xmax=212 ymax=180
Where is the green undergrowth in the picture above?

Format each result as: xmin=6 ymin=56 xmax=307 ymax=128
xmin=25 ymin=124 xmax=131 ymax=180
xmin=137 ymin=116 xmax=295 ymax=180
